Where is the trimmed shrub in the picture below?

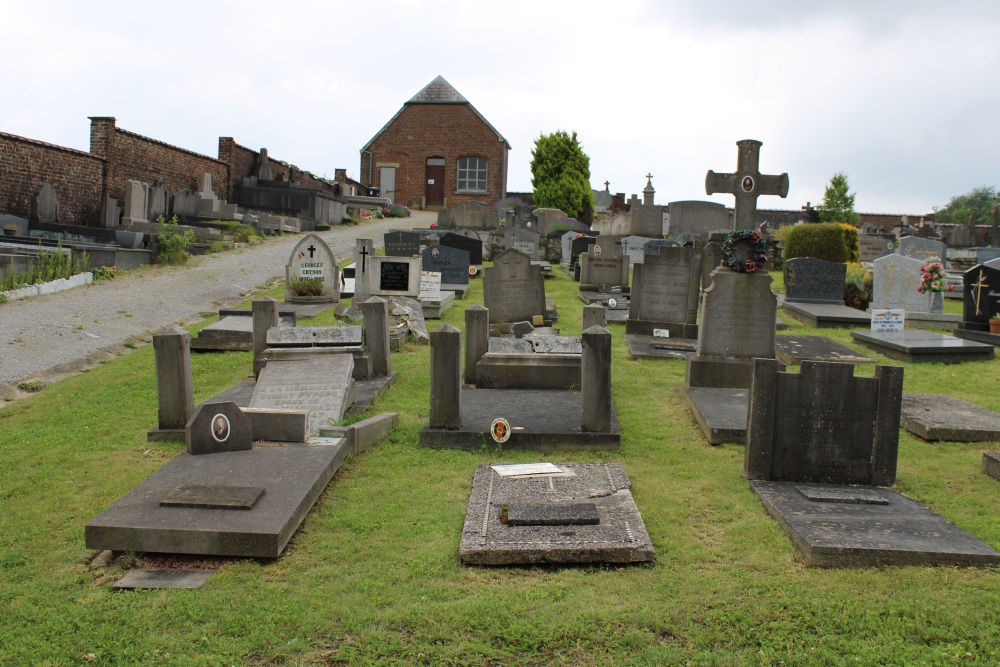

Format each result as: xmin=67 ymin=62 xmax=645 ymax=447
xmin=783 ymin=223 xmax=850 ymax=263
xmin=843 ymin=262 xmax=872 ymax=310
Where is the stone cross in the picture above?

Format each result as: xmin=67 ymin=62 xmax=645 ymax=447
xmin=706 ymin=139 xmax=789 ymax=229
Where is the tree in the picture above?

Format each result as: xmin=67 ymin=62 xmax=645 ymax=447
xmin=530 ymin=130 xmax=595 ymax=224
xmin=817 ymin=172 xmax=860 ymax=225
xmin=933 ymin=186 xmax=1000 ymax=227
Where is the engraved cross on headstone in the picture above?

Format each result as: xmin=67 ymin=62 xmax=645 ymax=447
xmin=307 ymin=245 xmax=316 ymax=258
xmin=498 ymin=252 xmax=519 ymax=279
xmin=706 ymin=139 xmax=789 ymax=229
xmin=358 ymin=244 xmax=370 ymax=271
xmin=970 ymin=268 xmax=989 ymax=316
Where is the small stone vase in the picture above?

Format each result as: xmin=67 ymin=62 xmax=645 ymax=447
xmin=930 ymin=291 xmax=944 ymax=314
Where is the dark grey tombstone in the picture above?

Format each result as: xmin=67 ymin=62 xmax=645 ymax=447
xmin=422 ymin=244 xmax=470 ymax=287
xmin=186 ymin=402 xmax=253 ymax=456
xmin=746 ymin=359 xmax=903 ymax=486
xmin=361 ymin=297 xmax=391 ymax=377
xmin=569 ymin=235 xmax=597 ymax=270
xmin=252 ymin=296 xmax=279 ymax=378
xmin=784 ymin=257 xmax=846 ymax=304
xmin=483 ymin=250 xmax=546 ymax=324
xmin=149 ymin=326 xmax=195 ymax=441
xmin=581 ymin=326 xmax=612 ymax=432
xmin=440 ymin=231 xmax=483 ymax=266
xmin=30 ymin=182 xmax=59 ymax=224
xmin=464 ymin=305 xmax=489 ymax=385
xmin=384 ymin=231 xmax=421 ymax=257
xmin=429 ymin=324 xmax=461 ymax=429
xmin=626 ymin=243 xmax=703 ymax=338
xmin=859 ymin=233 xmax=896 ymax=263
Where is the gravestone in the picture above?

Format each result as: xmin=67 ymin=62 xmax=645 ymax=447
xmin=148 ymin=178 xmax=168 ymax=220
xmin=897 ymin=236 xmax=947 ymax=263
xmin=422 ymin=244 xmax=470 ymax=288
xmin=705 ymin=139 xmax=789 ymax=230
xmin=784 ymin=257 xmax=846 ymax=303
xmin=958 ymin=261 xmax=1000 ymax=332
xmin=569 ymin=235 xmax=597 ymax=272
xmin=257 ymin=148 xmax=273 ymax=181
xmin=483 ymin=250 xmax=546 ymax=324
xmin=30 ymin=182 xmax=59 ymax=224
xmin=625 ymin=243 xmax=702 ymax=338
xmin=451 ymin=201 xmax=499 ymax=229
xmin=579 ymin=236 xmax=629 ymax=292
xmin=195 ymin=173 xmax=220 ymax=215
xmin=621 ymin=236 xmax=663 ymax=266
xmin=976 ymin=247 xmax=1000 ymax=265
xmin=186 ymin=402 xmax=253 ymax=456
xmin=368 ymin=256 xmax=422 ymax=298
xmin=122 ymin=180 xmax=149 ymax=226
xmin=458 ymin=463 xmax=654 ymax=565
xmin=250 ymin=354 xmax=356 ymax=436
xmin=99 ymin=194 xmax=119 ymax=229
xmin=666 ymin=200 xmax=731 ymax=237
xmin=850 ymin=329 xmax=994 ymax=363
xmin=148 ymin=326 xmax=195 ymax=441
xmin=285 ymin=234 xmax=338 ymax=303
xmin=505 ymin=227 xmax=542 ymax=259
xmin=859 ymin=233 xmax=896 ymax=263
xmin=171 ymin=189 xmax=198 ymax=219
xmin=871 ymin=254 xmax=939 ymax=313
xmin=353 ymin=238 xmax=375 ymax=301
xmin=440 ymin=231 xmax=483 ymax=266
xmin=560 ymin=231 xmax=579 ymax=267
xmin=384 ymin=231 xmax=421 ymax=257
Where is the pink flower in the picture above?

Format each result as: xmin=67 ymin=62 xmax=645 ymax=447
xmin=949 ymin=285 xmax=956 ymax=292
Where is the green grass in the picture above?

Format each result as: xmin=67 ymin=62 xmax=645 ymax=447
xmin=1 ymin=270 xmax=998 ymax=666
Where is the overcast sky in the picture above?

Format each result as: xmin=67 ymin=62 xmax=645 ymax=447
xmin=3 ymin=0 xmax=998 ymax=215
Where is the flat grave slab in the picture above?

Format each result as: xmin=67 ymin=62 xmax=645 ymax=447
xmin=191 ymin=314 xmax=295 ymax=351
xmin=112 ymin=569 xmax=214 ymax=589
xmin=683 ymin=387 xmax=748 ymax=445
xmin=774 ymin=335 xmax=874 ymax=365
xmin=420 ymin=388 xmax=620 ymax=451
xmin=901 ymin=394 xmax=1000 ymax=441
xmin=953 ymin=328 xmax=1000 ymax=347
xmin=782 ymin=301 xmax=871 ymax=328
xmin=984 ymin=452 xmax=1000 ymax=481
xmin=624 ymin=334 xmax=697 ymax=360
xmin=250 ymin=355 xmax=356 ymax=436
xmin=420 ymin=290 xmax=455 ymax=319
xmin=750 ymin=480 xmax=1000 ymax=567
xmin=459 ymin=463 xmax=654 ymax=565
xmin=850 ymin=330 xmax=995 ymax=364
xmin=86 ymin=443 xmax=348 ymax=558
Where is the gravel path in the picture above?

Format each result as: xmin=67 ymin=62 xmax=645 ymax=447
xmin=0 ymin=212 xmax=435 ymax=393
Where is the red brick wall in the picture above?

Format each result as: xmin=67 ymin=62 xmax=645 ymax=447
xmin=0 ymin=131 xmax=104 ymax=223
xmin=363 ymin=104 xmax=508 ymax=208
xmin=224 ymin=139 xmax=336 ymax=194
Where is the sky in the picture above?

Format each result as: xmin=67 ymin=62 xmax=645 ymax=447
xmin=2 ymin=0 xmax=998 ymax=216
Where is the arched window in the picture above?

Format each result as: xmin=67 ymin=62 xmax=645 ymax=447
xmin=457 ymin=157 xmax=488 ymax=193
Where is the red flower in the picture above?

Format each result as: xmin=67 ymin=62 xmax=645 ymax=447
xmin=744 ymin=260 xmax=756 ymax=272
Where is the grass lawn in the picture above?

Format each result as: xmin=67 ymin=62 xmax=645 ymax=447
xmin=1 ymin=268 xmax=998 ymax=666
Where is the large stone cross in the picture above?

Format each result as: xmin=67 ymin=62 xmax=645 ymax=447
xmin=705 ymin=139 xmax=789 ymax=229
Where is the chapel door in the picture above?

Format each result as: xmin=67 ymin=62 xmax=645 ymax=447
xmin=425 ymin=157 xmax=445 ymax=207
xmin=379 ymin=167 xmax=396 ymax=203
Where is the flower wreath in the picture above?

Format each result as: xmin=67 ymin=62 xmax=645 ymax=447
xmin=721 ymin=228 xmax=768 ymax=273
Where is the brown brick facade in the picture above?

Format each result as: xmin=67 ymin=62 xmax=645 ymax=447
xmin=362 ymin=104 xmax=508 ymax=209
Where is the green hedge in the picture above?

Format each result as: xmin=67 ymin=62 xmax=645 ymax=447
xmin=783 ymin=223 xmax=859 ymax=263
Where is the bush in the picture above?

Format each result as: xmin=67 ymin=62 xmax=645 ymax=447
xmin=91 ymin=266 xmax=117 ymax=281
xmin=385 ymin=205 xmax=409 ymax=218
xmin=155 ymin=216 xmax=195 ymax=264
xmin=546 ymin=218 xmax=589 ymax=236
xmin=837 ymin=223 xmax=859 ymax=262
xmin=221 ymin=221 xmax=260 ymax=244
xmin=843 ymin=262 xmax=872 ymax=310
xmin=783 ymin=223 xmax=850 ymax=263
xmin=288 ymin=278 xmax=324 ymax=296
xmin=206 ymin=240 xmax=230 ymax=254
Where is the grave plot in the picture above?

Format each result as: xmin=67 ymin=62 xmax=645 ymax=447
xmin=578 ymin=236 xmax=629 ymax=304
xmin=191 ymin=308 xmax=295 ymax=351
xmin=900 ymin=394 xmax=1000 ymax=441
xmin=953 ymin=259 xmax=1000 ymax=346
xmin=476 ymin=335 xmax=582 ymax=390
xmin=745 ymin=358 xmax=1000 ymax=567
xmin=849 ymin=329 xmax=994 ymax=364
xmin=782 ymin=257 xmax=871 ymax=327
xmin=483 ymin=250 xmax=554 ymax=329
xmin=458 ymin=463 xmax=654 ymax=565
xmin=870 ymin=254 xmax=959 ymax=329
xmin=773 ymin=335 xmax=874 ymax=365
xmin=422 ymin=243 xmax=471 ymax=298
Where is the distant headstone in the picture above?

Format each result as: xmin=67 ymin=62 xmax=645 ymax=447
xmin=532 ymin=207 xmax=568 ymax=234
xmin=369 ymin=256 xmax=421 ymax=298
xmin=257 ymin=148 xmax=273 ymax=181
xmin=148 ymin=178 xmax=168 ymax=220
xmin=505 ymin=227 xmax=541 ymax=259
xmin=186 ymin=402 xmax=253 ymax=456
xmin=285 ymin=234 xmax=338 ymax=303
xmin=483 ymin=250 xmax=546 ymax=323
xmin=353 ymin=238 xmax=375 ymax=301
xmin=422 ymin=244 xmax=470 ymax=287
xmin=440 ymin=231 xmax=483 ymax=266
xmin=667 ymin=201 xmax=731 ymax=237
xmin=975 ymin=247 xmax=1000 ymax=265
xmin=897 ymin=236 xmax=947 ymax=263
xmin=170 ymin=189 xmax=198 ymax=219
xmin=569 ymin=235 xmax=597 ymax=270
xmin=121 ymin=180 xmax=149 ymax=226
xmin=450 ymin=201 xmax=498 ymax=229
xmin=626 ymin=244 xmax=702 ymax=338
xmin=579 ymin=236 xmax=628 ymax=290
xmin=30 ymin=182 xmax=59 ymax=224
xmin=959 ymin=261 xmax=1000 ymax=331
xmin=871 ymin=254 xmax=939 ymax=313
xmin=384 ymin=231 xmax=421 ymax=257
xmin=560 ymin=231 xmax=579 ymax=266
xmin=859 ymin=233 xmax=896 ymax=263
xmin=621 ymin=236 xmax=656 ymax=265
xmin=195 ymin=173 xmax=220 ymax=215
xmin=100 ymin=194 xmax=120 ymax=229
xmin=784 ymin=257 xmax=846 ymax=304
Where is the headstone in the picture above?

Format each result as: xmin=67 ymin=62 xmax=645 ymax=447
xmin=705 ymin=139 xmax=789 ymax=230
xmin=621 ymin=236 xmax=658 ymax=266
xmin=185 ymin=402 xmax=253 ymax=456
xmin=581 ymin=326 xmax=612 ymax=432
xmin=976 ymin=247 xmax=1000 ymax=265
xmin=30 ymin=182 xmax=59 ymax=224
xmin=369 ymin=256 xmax=421 ymax=298
xmin=483 ymin=250 xmax=546 ymax=324
xmin=897 ymin=236 xmax=947 ymax=263
xmin=361 ymin=296 xmax=391 ymax=377
xmin=784 ymin=257 xmax=846 ymax=304
xmin=250 ymin=354 xmax=356 ymax=435
xmin=148 ymin=178 xmax=168 ymax=220
xmin=667 ymin=201 xmax=731 ymax=237
xmin=384 ymin=231 xmax=421 ymax=257
xmin=195 ymin=173 xmax=220 ymax=215
xmin=100 ymin=194 xmax=119 ymax=229
xmin=149 ymin=326 xmax=195 ymax=440
xmin=569 ymin=235 xmax=597 ymax=270
xmin=285 ymin=234 xmax=338 ymax=303
xmin=560 ymin=231 xmax=579 ymax=266
xmin=257 ymin=148 xmax=274 ymax=181
xmin=505 ymin=227 xmax=541 ymax=259
xmin=450 ymin=201 xmax=498 ymax=229
xmin=959 ymin=261 xmax=1000 ymax=332
xmin=859 ymin=233 xmax=896 ymax=263
xmin=429 ymin=324 xmax=461 ymax=429
xmin=353 ymin=238 xmax=375 ymax=301
xmin=252 ymin=297 xmax=279 ymax=378
xmin=464 ymin=305 xmax=489 ymax=385
xmin=440 ymin=231 xmax=483 ymax=266
xmin=532 ymin=208 xmax=569 ymax=234
xmin=871 ymin=254 xmax=940 ymax=314
xmin=170 ymin=189 xmax=198 ymax=219
xmin=579 ymin=237 xmax=629 ymax=291
xmin=582 ymin=304 xmax=605 ymax=330
xmin=422 ymin=244 xmax=470 ymax=287
xmin=625 ymin=244 xmax=703 ymax=338
xmin=122 ymin=180 xmax=149 ymax=226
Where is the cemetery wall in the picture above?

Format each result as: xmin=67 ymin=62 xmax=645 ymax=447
xmin=363 ymin=104 xmax=507 ymax=208
xmin=222 ymin=139 xmax=337 ymax=195
xmin=0 ymin=130 xmax=104 ymax=224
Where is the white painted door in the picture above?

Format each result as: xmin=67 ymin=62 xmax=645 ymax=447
xmin=379 ymin=167 xmax=396 ymax=204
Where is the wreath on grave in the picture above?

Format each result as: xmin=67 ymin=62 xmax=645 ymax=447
xmin=721 ymin=228 xmax=768 ymax=273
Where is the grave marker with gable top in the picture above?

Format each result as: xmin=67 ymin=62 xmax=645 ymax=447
xmin=186 ymin=402 xmax=253 ymax=455
xmin=560 ymin=231 xmax=579 ymax=267
xmin=384 ymin=231 xmax=421 ymax=257
xmin=285 ymin=234 xmax=338 ymax=303
xmin=483 ymin=249 xmax=546 ymax=324
xmin=505 ymin=227 xmax=542 ymax=259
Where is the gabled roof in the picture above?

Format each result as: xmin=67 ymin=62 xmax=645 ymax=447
xmin=361 ymin=75 xmax=511 ymax=152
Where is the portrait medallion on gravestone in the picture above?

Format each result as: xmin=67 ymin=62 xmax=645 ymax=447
xmin=186 ymin=402 xmax=252 ymax=456
xmin=383 ymin=231 xmax=421 ymax=257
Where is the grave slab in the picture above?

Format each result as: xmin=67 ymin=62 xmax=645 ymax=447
xmin=459 ymin=463 xmax=654 ymax=565
xmin=250 ymin=354 xmax=356 ymax=435
xmin=86 ymin=443 xmax=348 ymax=558
xmin=112 ymin=569 xmax=214 ymax=590
xmin=774 ymin=335 xmax=874 ymax=365
xmin=850 ymin=330 xmax=995 ymax=363
xmin=683 ymin=388 xmax=749 ymax=445
xmin=782 ymin=301 xmax=871 ymax=328
xmin=984 ymin=452 xmax=1000 ymax=481
xmin=191 ymin=314 xmax=294 ymax=351
xmin=750 ymin=480 xmax=1000 ymax=567
xmin=952 ymin=328 xmax=1000 ymax=347
xmin=266 ymin=325 xmax=362 ymax=347
xmin=900 ymin=394 xmax=1000 ymax=441
xmin=505 ymin=502 xmax=601 ymax=526
xmin=624 ymin=334 xmax=697 ymax=360
xmin=420 ymin=388 xmax=620 ymax=451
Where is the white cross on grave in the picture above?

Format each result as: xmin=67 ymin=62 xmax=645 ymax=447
xmin=705 ymin=139 xmax=789 ymax=229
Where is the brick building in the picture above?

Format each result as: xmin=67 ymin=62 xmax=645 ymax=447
xmin=360 ymin=76 xmax=510 ymax=210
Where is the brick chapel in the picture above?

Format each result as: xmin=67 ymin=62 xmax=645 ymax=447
xmin=360 ymin=75 xmax=510 ymax=210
